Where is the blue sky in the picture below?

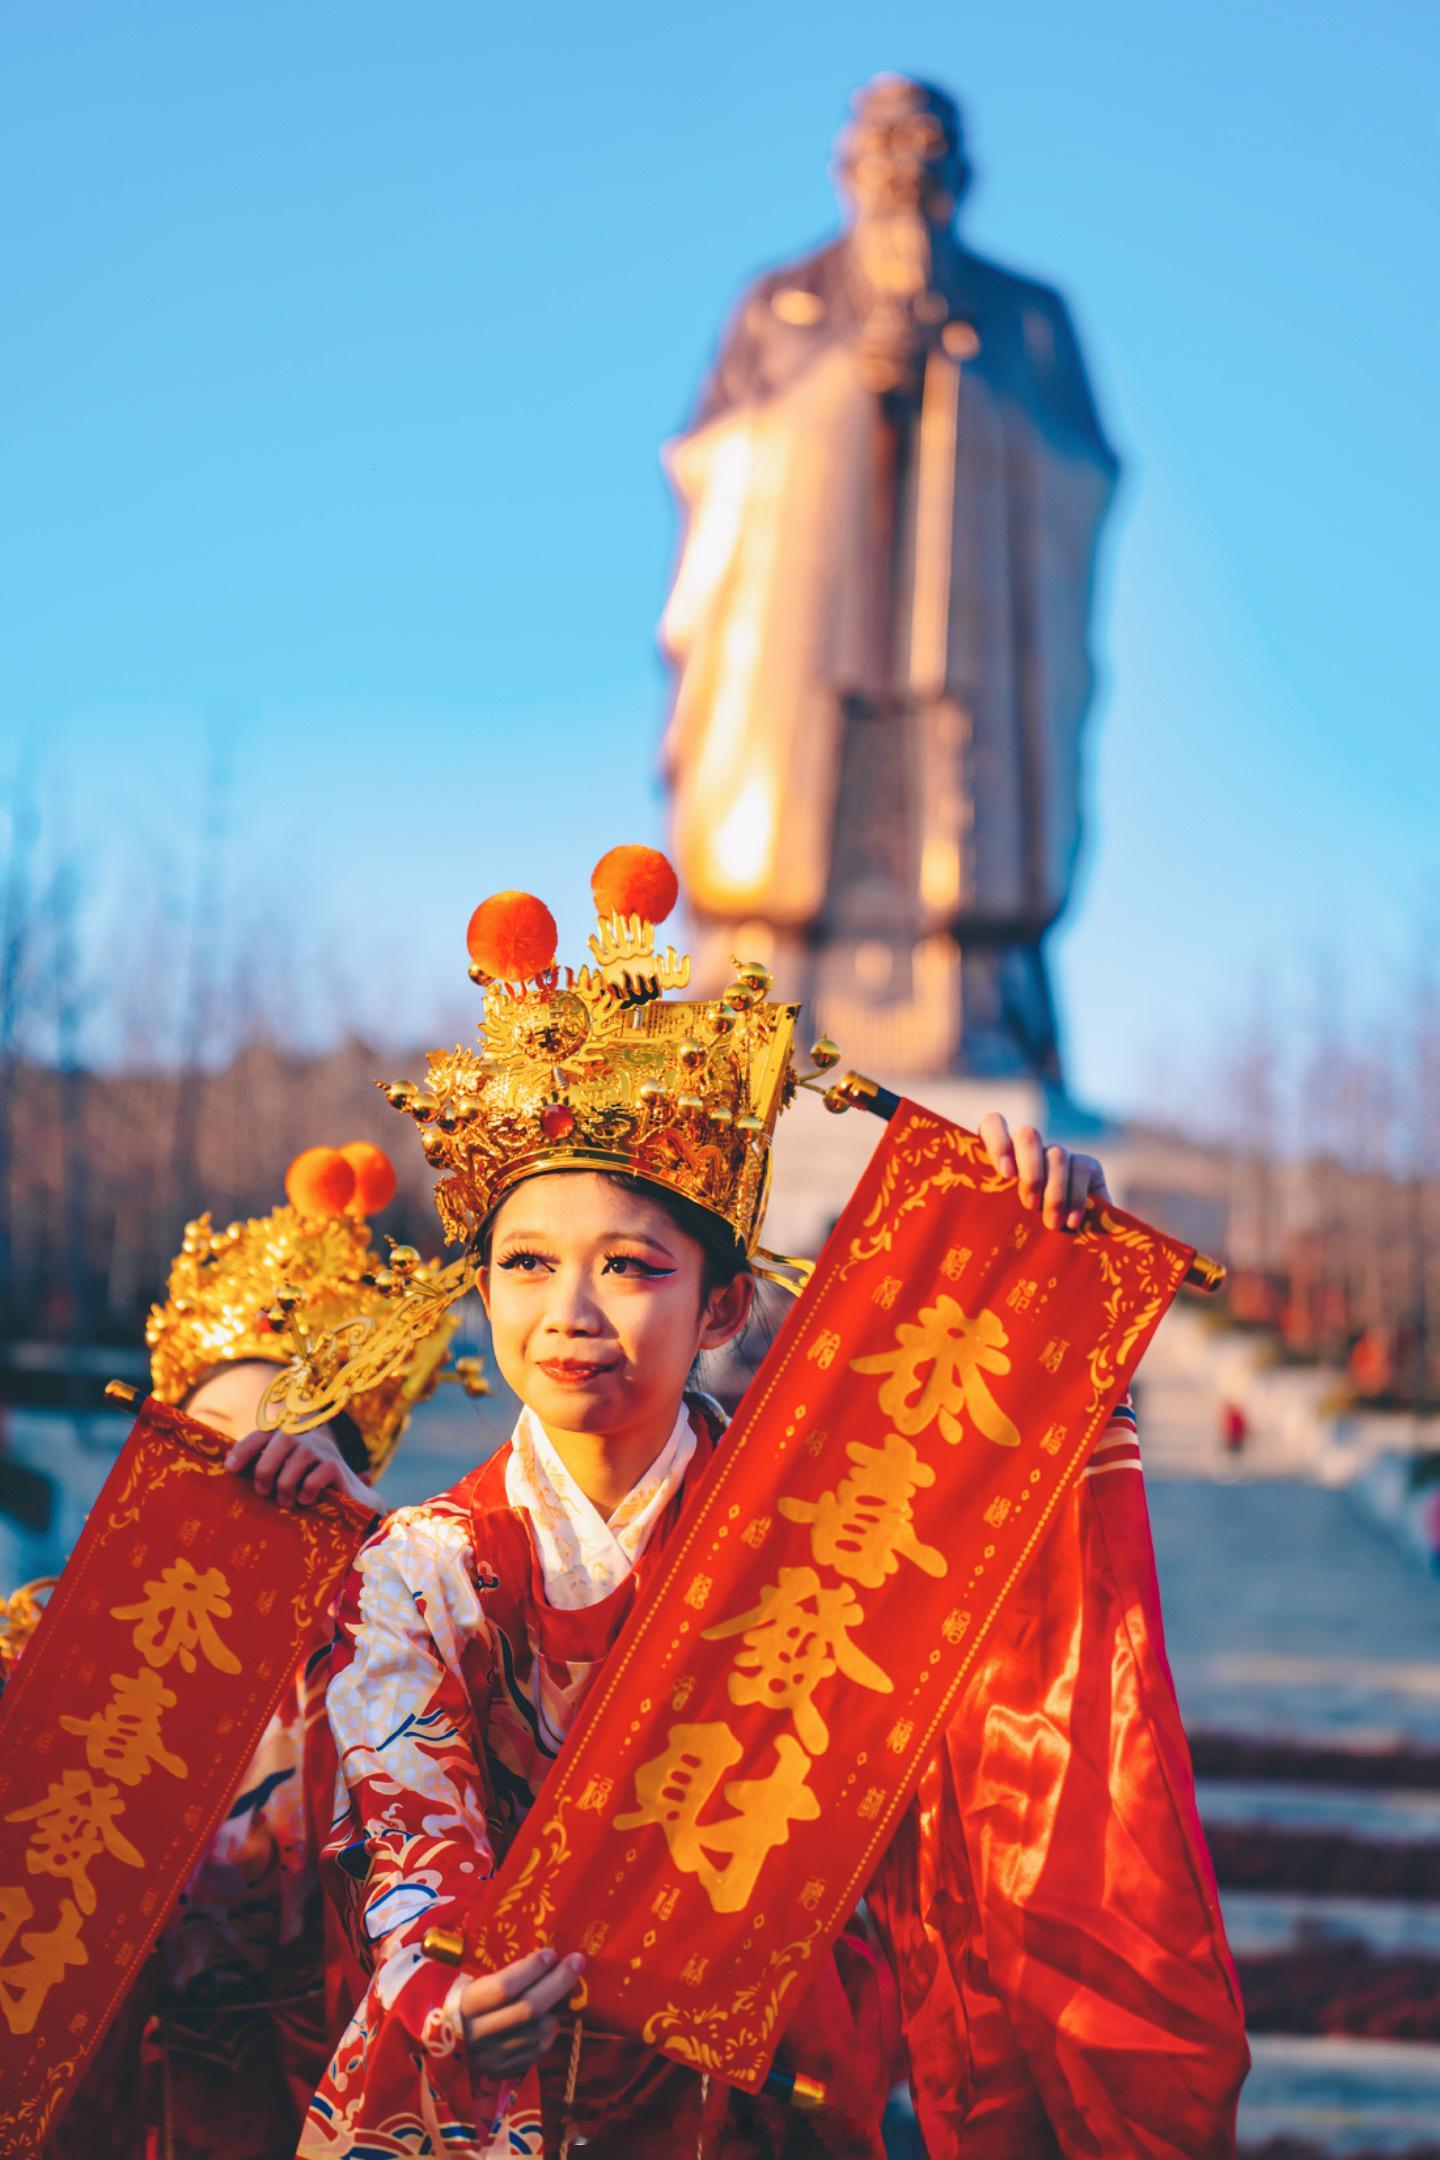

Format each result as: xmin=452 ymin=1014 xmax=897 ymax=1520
xmin=3 ymin=0 xmax=1436 ymax=1117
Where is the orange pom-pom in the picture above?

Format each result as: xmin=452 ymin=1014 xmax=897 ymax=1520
xmin=285 ymin=1146 xmax=357 ymax=1219
xmin=591 ymin=844 xmax=679 ymax=925
xmin=341 ymin=1142 xmax=397 ymax=1217
xmin=466 ymin=891 xmax=558 ymax=981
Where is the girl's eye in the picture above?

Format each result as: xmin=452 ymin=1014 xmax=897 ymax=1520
xmin=602 ymin=1254 xmax=672 ymax=1278
xmin=497 ymin=1250 xmax=550 ymax=1273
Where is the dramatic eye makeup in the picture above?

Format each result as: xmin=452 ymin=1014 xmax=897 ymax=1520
xmin=601 ymin=1251 xmax=676 ymax=1278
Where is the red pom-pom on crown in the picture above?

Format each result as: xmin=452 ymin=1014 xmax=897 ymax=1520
xmin=285 ymin=1146 xmax=358 ymax=1218
xmin=341 ymin=1141 xmax=398 ymax=1217
xmin=591 ymin=844 xmax=679 ymax=925
xmin=466 ymin=891 xmax=558 ymax=982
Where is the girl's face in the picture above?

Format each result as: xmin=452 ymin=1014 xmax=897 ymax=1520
xmin=478 ymin=1173 xmax=752 ymax=1446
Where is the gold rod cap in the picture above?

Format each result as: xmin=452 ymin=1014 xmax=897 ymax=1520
xmin=421 ymin=1924 xmax=468 ymax=1966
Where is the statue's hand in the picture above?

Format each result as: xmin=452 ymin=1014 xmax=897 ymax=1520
xmin=979 ymin=1112 xmax=1111 ymax=1233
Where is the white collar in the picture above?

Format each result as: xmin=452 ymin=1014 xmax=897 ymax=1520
xmin=503 ymin=1400 xmax=697 ymax=1611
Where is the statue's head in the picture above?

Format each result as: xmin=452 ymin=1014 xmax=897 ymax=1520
xmin=835 ymin=75 xmax=971 ymax=229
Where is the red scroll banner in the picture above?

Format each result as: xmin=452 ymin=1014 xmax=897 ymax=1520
xmin=0 ymin=1399 xmax=375 ymax=2156
xmin=458 ymin=1103 xmax=1195 ymax=2092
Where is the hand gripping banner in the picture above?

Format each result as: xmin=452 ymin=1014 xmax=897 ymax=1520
xmin=0 ymin=1399 xmax=376 ymax=2155
xmin=445 ymin=1104 xmax=1197 ymax=2093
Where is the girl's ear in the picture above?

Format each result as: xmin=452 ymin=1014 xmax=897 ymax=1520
xmin=474 ymin=1264 xmax=491 ymax=1318
xmin=698 ymin=1272 xmax=755 ymax=1351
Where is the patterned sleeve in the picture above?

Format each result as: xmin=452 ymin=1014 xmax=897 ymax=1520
xmin=300 ymin=1501 xmax=511 ymax=2157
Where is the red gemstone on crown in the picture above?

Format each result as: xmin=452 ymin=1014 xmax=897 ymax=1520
xmin=540 ymin=1103 xmax=576 ymax=1141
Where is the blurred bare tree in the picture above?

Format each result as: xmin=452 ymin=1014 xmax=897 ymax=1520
xmin=0 ymin=761 xmax=441 ymax=1350
xmin=1204 ymin=942 xmax=1440 ymax=1410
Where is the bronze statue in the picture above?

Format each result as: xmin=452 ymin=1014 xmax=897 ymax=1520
xmin=660 ymin=75 xmax=1118 ymax=1080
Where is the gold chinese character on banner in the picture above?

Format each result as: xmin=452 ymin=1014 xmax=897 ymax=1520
xmin=0 ymin=1886 xmax=87 ymax=2037
xmin=702 ymin=1565 xmax=893 ymax=1752
xmin=59 ymin=1668 xmax=188 ymax=1787
xmin=852 ymin=1296 xmax=1021 ymax=1449
xmin=807 ymin=1331 xmax=843 ymax=1370
xmin=6 ymin=1769 xmax=144 ymax=1914
xmin=780 ymin=1435 xmax=946 ymax=1589
xmin=112 ymin=1559 xmax=242 ymax=1675
xmin=615 ymin=1723 xmax=820 ymax=1914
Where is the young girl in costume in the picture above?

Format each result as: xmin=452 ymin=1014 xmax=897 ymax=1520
xmin=298 ymin=850 xmax=1248 ymax=2160
xmin=18 ymin=1141 xmax=460 ymax=2160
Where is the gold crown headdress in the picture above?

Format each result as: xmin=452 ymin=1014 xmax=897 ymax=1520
xmin=147 ymin=1142 xmax=472 ymax=1472
xmin=254 ymin=846 xmax=839 ymax=1441
xmin=0 ymin=1578 xmax=56 ymax=1686
xmin=383 ymin=845 xmax=839 ymax=1258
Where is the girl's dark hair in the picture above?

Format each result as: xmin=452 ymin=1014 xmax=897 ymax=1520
xmin=476 ymin=1172 xmax=750 ymax=1295
xmin=315 ymin=1407 xmax=370 ymax=1477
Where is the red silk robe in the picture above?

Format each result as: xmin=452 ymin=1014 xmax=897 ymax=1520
xmin=868 ymin=1405 xmax=1248 ymax=2156
xmin=302 ymin=1403 xmax=1247 ymax=2157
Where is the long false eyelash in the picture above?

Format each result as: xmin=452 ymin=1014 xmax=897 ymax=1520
xmin=602 ymin=1251 xmax=677 ymax=1278
xmin=493 ymin=1247 xmax=678 ymax=1278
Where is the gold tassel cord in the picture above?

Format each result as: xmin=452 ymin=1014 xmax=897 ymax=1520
xmin=559 ymin=2016 xmax=585 ymax=2160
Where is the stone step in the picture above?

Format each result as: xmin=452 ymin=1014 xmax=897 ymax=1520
xmin=1200 ymin=1779 xmax=1440 ymax=1842
xmin=1224 ymin=1888 xmax=1440 ymax=1958
xmin=1239 ymin=2034 xmax=1440 ymax=2154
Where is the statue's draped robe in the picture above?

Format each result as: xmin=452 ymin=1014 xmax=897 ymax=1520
xmin=661 ymin=241 xmax=1118 ymax=944
xmin=300 ymin=1399 xmax=1246 ymax=2158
